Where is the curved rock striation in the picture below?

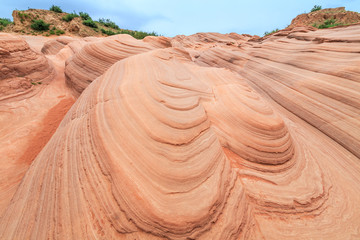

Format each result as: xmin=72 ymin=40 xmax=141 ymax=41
xmin=0 ymin=33 xmax=55 ymax=100
xmin=192 ymin=25 xmax=360 ymax=159
xmin=2 ymin=45 xmax=359 ymax=239
xmin=64 ymin=34 xmax=154 ymax=96
xmin=41 ymin=36 xmax=77 ymax=55
xmin=1 ymin=20 xmax=360 ymax=239
xmin=240 ymin=25 xmax=360 ymax=159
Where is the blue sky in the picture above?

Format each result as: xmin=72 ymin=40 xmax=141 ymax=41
xmin=1 ymin=0 xmax=359 ymax=37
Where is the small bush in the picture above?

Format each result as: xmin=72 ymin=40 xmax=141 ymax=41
xmin=31 ymin=19 xmax=50 ymax=31
xmin=98 ymin=18 xmax=119 ymax=29
xmin=264 ymin=28 xmax=279 ymax=36
xmin=0 ymin=18 xmax=12 ymax=27
xmin=62 ymin=13 xmax=79 ymax=22
xmin=83 ymin=19 xmax=97 ymax=28
xmin=314 ymin=18 xmax=342 ymax=29
xmin=18 ymin=12 xmax=30 ymax=23
xmin=132 ymin=30 xmax=158 ymax=39
xmin=79 ymin=12 xmax=91 ymax=20
xmin=101 ymin=28 xmax=116 ymax=35
xmin=49 ymin=29 xmax=55 ymax=35
xmin=50 ymin=5 xmax=62 ymax=13
xmin=115 ymin=29 xmax=158 ymax=39
xmin=311 ymin=5 xmax=322 ymax=12
xmin=56 ymin=29 xmax=65 ymax=35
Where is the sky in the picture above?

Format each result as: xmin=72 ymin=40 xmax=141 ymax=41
xmin=1 ymin=0 xmax=359 ymax=37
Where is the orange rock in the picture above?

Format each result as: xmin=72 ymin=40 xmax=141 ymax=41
xmin=0 ymin=24 xmax=360 ymax=240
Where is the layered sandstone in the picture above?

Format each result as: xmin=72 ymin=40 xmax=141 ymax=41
xmin=0 ymin=33 xmax=55 ymax=100
xmin=0 ymin=18 xmax=360 ymax=240
xmin=64 ymin=34 xmax=154 ymax=96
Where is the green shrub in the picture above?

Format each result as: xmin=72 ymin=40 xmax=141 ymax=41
xmin=101 ymin=28 xmax=116 ymax=35
xmin=264 ymin=28 xmax=279 ymax=36
xmin=79 ymin=12 xmax=91 ymax=20
xmin=49 ymin=29 xmax=55 ymax=35
xmin=314 ymin=18 xmax=342 ymax=29
xmin=83 ymin=19 xmax=97 ymax=28
xmin=98 ymin=18 xmax=119 ymax=29
xmin=115 ymin=29 xmax=158 ymax=39
xmin=50 ymin=5 xmax=62 ymax=13
xmin=311 ymin=5 xmax=322 ymax=12
xmin=0 ymin=18 xmax=12 ymax=27
xmin=31 ymin=19 xmax=50 ymax=31
xmin=62 ymin=13 xmax=79 ymax=22
xmin=56 ymin=29 xmax=65 ymax=35
xmin=132 ymin=30 xmax=158 ymax=39
xmin=18 ymin=11 xmax=30 ymax=23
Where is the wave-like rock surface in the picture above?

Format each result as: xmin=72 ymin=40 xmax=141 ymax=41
xmin=64 ymin=34 xmax=154 ymax=96
xmin=1 ymin=24 xmax=360 ymax=239
xmin=1 ymin=39 xmax=360 ymax=239
xmin=242 ymin=25 xmax=360 ymax=159
xmin=0 ymin=33 xmax=54 ymax=100
xmin=193 ymin=26 xmax=360 ymax=159
xmin=41 ymin=36 xmax=76 ymax=55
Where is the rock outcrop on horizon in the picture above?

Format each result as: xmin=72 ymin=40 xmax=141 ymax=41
xmin=0 ymin=16 xmax=360 ymax=240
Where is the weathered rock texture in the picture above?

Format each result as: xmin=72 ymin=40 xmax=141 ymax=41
xmin=64 ymin=34 xmax=154 ymax=96
xmin=41 ymin=36 xmax=76 ymax=55
xmin=0 ymin=33 xmax=54 ymax=100
xmin=0 ymin=23 xmax=360 ymax=240
xmin=289 ymin=7 xmax=360 ymax=28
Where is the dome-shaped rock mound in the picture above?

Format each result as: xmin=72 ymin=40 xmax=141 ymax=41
xmin=0 ymin=33 xmax=55 ymax=100
xmin=64 ymin=34 xmax=154 ymax=96
xmin=41 ymin=36 xmax=77 ymax=55
xmin=1 ymin=46 xmax=359 ymax=239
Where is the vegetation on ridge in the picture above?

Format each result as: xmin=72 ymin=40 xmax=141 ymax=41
xmin=49 ymin=5 xmax=62 ymax=13
xmin=82 ymin=19 xmax=98 ymax=28
xmin=62 ymin=12 xmax=79 ymax=22
xmin=79 ymin=12 xmax=91 ymax=20
xmin=0 ymin=18 xmax=12 ymax=30
xmin=311 ymin=5 xmax=322 ymax=12
xmin=313 ymin=18 xmax=344 ymax=29
xmin=98 ymin=18 xmax=119 ymax=30
xmin=30 ymin=19 xmax=50 ymax=31
xmin=264 ymin=28 xmax=279 ymax=36
xmin=0 ymin=5 xmax=159 ymax=38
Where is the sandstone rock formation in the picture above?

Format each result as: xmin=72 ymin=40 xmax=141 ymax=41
xmin=0 ymin=33 xmax=55 ymax=100
xmin=64 ymin=34 xmax=154 ymax=96
xmin=194 ymin=25 xmax=360 ymax=159
xmin=289 ymin=7 xmax=360 ymax=28
xmin=41 ymin=36 xmax=76 ymax=55
xmin=0 ymin=21 xmax=360 ymax=240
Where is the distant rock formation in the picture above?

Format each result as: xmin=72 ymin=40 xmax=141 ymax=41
xmin=289 ymin=7 xmax=360 ymax=28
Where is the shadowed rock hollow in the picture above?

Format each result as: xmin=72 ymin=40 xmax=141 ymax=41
xmin=0 ymin=19 xmax=359 ymax=240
